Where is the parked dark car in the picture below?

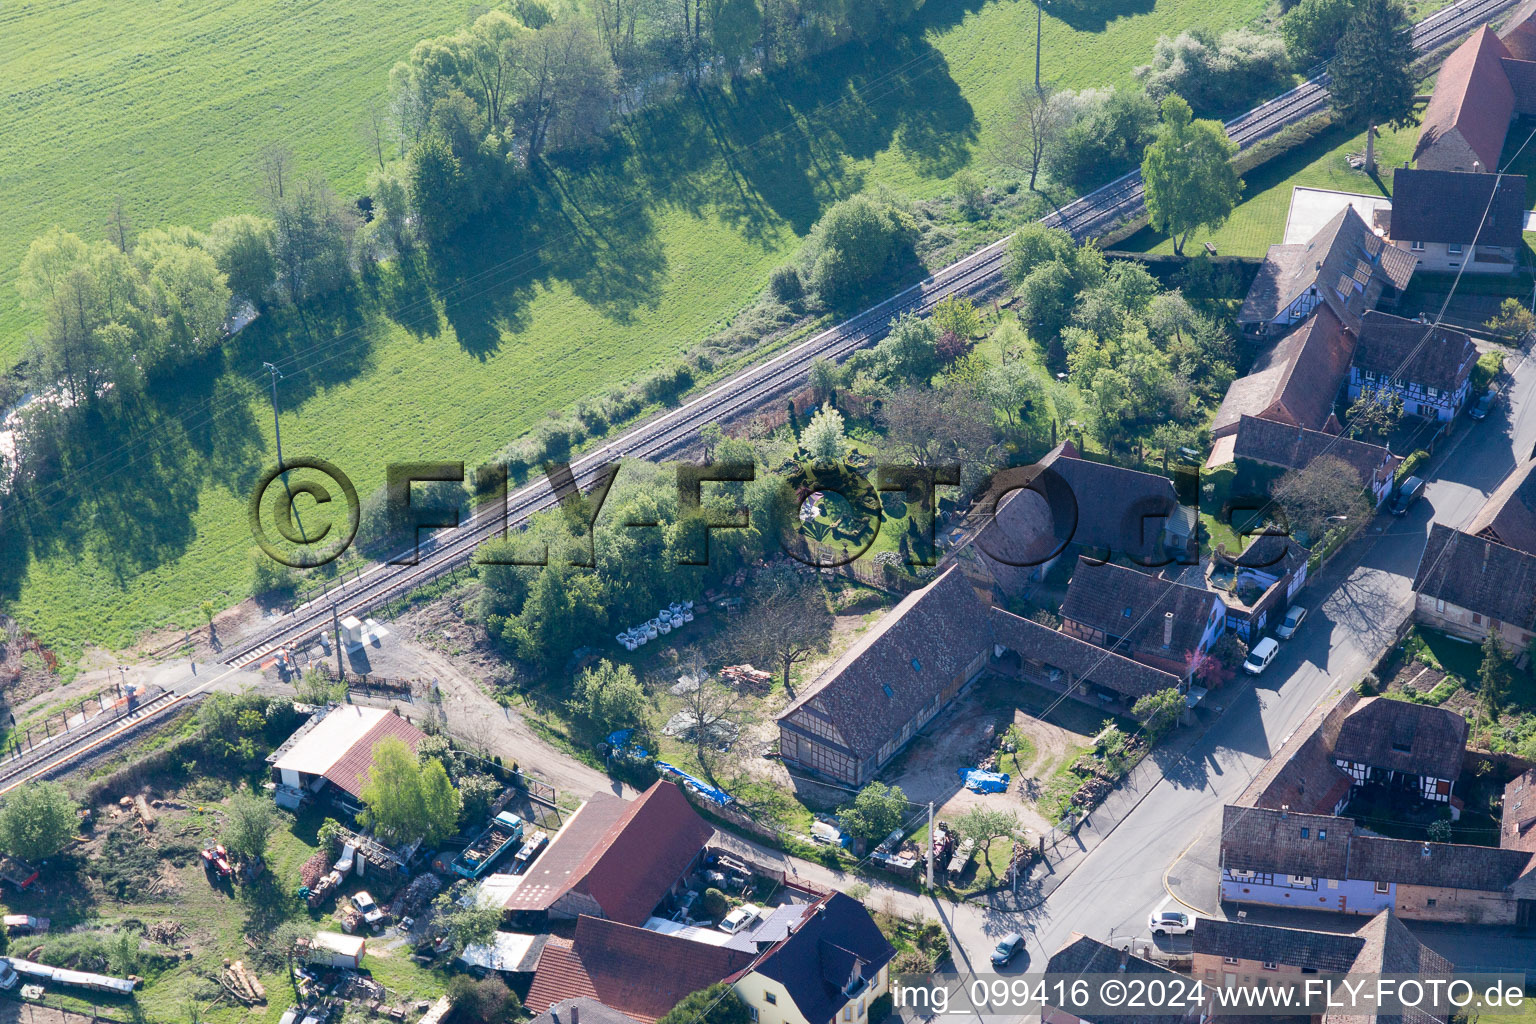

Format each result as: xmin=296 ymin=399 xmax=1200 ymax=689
xmin=1470 ymin=391 xmax=1496 ymax=420
xmin=1391 ymin=476 xmax=1425 ymax=516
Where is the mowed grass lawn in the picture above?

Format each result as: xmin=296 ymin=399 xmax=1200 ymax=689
xmin=6 ymin=0 xmax=1279 ymax=665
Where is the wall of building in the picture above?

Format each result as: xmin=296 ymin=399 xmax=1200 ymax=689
xmin=1221 ymin=870 xmax=1393 ymax=915
xmin=735 ymin=964 xmax=889 ymax=1024
xmin=1415 ymin=132 xmax=1484 ymax=174
xmin=1348 ymin=369 xmax=1471 ymax=422
xmin=1393 ymin=883 xmax=1519 ymax=925
xmin=1413 ymin=593 xmax=1536 ymax=648
xmin=1393 ymin=237 xmax=1517 ymax=276
xmin=1193 ymin=953 xmax=1306 ymax=986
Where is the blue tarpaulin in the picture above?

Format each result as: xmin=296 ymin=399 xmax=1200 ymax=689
xmin=958 ymin=768 xmax=1010 ymax=793
xmin=606 ymin=729 xmax=649 ymax=762
xmin=656 ymin=761 xmax=733 ymax=805
xmin=606 ymin=730 xmax=633 ymax=747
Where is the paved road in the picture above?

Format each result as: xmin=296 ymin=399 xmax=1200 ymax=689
xmin=995 ymin=342 xmax=1536 ymax=973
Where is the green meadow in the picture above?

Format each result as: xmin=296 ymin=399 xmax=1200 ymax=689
xmin=3 ymin=0 xmax=1280 ymax=665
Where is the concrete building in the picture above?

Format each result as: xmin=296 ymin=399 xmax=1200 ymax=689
xmin=1411 ymin=524 xmax=1536 ymax=648
xmin=1383 ymin=169 xmax=1527 ymax=276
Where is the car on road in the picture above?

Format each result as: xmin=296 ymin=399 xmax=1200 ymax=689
xmin=992 ymin=932 xmax=1025 ymax=967
xmin=1148 ymin=910 xmax=1195 ymax=936
xmin=1275 ymin=605 xmax=1307 ymax=640
xmin=1391 ymin=476 xmax=1425 ymax=516
xmin=1470 ymin=391 xmax=1496 ymax=420
xmin=1244 ymin=637 xmax=1280 ymax=675
xmin=351 ymin=891 xmax=385 ymax=926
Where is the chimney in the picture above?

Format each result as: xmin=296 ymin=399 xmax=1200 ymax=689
xmin=572 ymin=1006 xmax=580 ymax=1024
xmin=1119 ymin=948 xmax=1131 ymax=971
xmin=1421 ymin=843 xmax=1432 ymax=859
xmin=1163 ymin=611 xmax=1175 ymax=648
xmin=1280 ymin=805 xmax=1289 ymax=818
xmin=1484 ymin=544 xmax=1491 ymax=573
xmin=1475 ymin=161 xmax=1483 ymax=173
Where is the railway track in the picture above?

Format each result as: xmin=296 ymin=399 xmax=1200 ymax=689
xmin=0 ymin=688 xmax=182 ymax=793
xmin=219 ymin=0 xmax=1517 ymax=677
xmin=1043 ymin=0 xmax=1520 ymax=239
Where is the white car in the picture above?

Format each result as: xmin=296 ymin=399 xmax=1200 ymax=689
xmin=1244 ymin=637 xmax=1280 ymax=675
xmin=1275 ymin=606 xmax=1307 ymax=640
xmin=351 ymin=891 xmax=385 ymax=926
xmin=1148 ymin=910 xmax=1195 ymax=936
xmin=718 ymin=903 xmax=763 ymax=934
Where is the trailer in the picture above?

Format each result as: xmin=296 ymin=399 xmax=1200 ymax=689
xmin=511 ymin=830 xmax=548 ymax=871
xmin=452 ymin=811 xmax=524 ymax=880
xmin=5 ymin=957 xmax=136 ymax=995
xmin=305 ymin=932 xmax=365 ymax=969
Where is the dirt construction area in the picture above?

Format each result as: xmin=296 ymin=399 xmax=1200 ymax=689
xmin=883 ymin=675 xmax=1099 ymax=837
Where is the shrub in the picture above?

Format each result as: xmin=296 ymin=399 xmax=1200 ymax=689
xmin=1138 ymin=28 xmax=1291 ymax=116
xmin=769 ymin=264 xmax=804 ymax=302
xmin=805 ymin=194 xmax=915 ymax=304
xmin=1395 ymin=449 xmax=1428 ymax=484
xmin=701 ymin=887 xmax=728 ymax=919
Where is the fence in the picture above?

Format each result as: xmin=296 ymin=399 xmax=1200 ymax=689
xmin=0 ymin=993 xmax=134 ymax=1024
xmin=0 ymin=686 xmax=151 ymax=766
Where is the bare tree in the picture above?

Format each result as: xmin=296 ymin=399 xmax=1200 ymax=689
xmin=676 ymin=672 xmax=748 ymax=783
xmin=364 ymin=96 xmax=391 ymax=172
xmin=105 ymin=196 xmax=133 ymax=253
xmin=736 ymin=566 xmax=832 ymax=697
xmin=259 ymin=144 xmax=295 ymax=204
xmin=990 ymin=83 xmax=1072 ymax=191
xmin=881 ymin=381 xmax=998 ymax=471
xmin=1271 ymin=455 xmax=1371 ymax=544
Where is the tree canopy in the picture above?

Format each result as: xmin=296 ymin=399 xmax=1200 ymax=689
xmin=1328 ymin=0 xmax=1418 ymax=135
xmin=359 ymin=737 xmax=463 ymax=847
xmin=838 ymin=781 xmax=909 ymax=844
xmin=1142 ymin=94 xmax=1243 ymax=255
xmin=0 ymin=782 xmax=78 ymax=863
xmin=658 ymin=983 xmax=753 ymax=1024
xmin=224 ymin=787 xmax=280 ymax=862
xmin=568 ymin=659 xmax=648 ymax=735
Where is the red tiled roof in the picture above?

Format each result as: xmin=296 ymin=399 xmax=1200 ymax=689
xmin=325 ymin=712 xmax=428 ymax=799
xmin=1415 ymin=27 xmax=1515 ymax=171
xmin=527 ymin=916 xmax=755 ymax=1023
xmin=504 ymin=794 xmax=629 ymax=913
xmin=567 ymin=781 xmax=715 ymax=926
xmin=1502 ymin=0 xmax=1536 ymax=61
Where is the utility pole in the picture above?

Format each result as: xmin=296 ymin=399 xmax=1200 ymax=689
xmin=926 ymin=801 xmax=935 ymax=889
xmin=1035 ymin=0 xmax=1047 ymax=92
xmin=264 ymin=362 xmax=285 ymax=469
xmin=333 ymin=603 xmax=344 ymax=681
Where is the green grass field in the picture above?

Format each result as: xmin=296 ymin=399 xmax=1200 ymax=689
xmin=5 ymin=0 xmax=1282 ymax=666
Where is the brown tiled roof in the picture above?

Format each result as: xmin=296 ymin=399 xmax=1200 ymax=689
xmin=1331 ymin=697 xmax=1468 ymax=782
xmin=564 ymin=781 xmax=714 ymax=926
xmin=1220 ymin=805 xmax=1353 ymax=878
xmin=1348 ymin=835 xmax=1532 ymax=892
xmin=1194 ymin=919 xmax=1364 ymax=972
xmin=740 ymin=893 xmax=896 ymax=1024
xmin=1466 ymin=460 xmax=1536 ymax=554
xmin=1389 ymin=169 xmax=1528 ymax=249
xmin=988 ymin=606 xmax=1183 ymax=698
xmin=777 ymin=566 xmax=991 ymax=763
xmin=1238 ymin=208 xmax=1414 ymax=331
xmin=1411 ymin=524 xmax=1536 ymax=631
xmin=1046 ymin=935 xmax=1188 ymax=1024
xmin=1350 ymin=910 xmax=1452 ymax=975
xmin=1231 ymin=415 xmax=1394 ymax=491
xmin=1214 ymin=307 xmax=1356 ymax=437
xmin=530 ymin=998 xmax=643 ymax=1024
xmin=1239 ymin=687 xmax=1359 ymax=815
xmin=505 ymin=794 xmax=630 ymax=913
xmin=1501 ymin=57 xmax=1536 ymax=113
xmin=1502 ymin=769 xmax=1536 ymax=854
xmin=1060 ymin=559 xmax=1218 ymax=664
xmin=953 ymin=441 xmax=1183 ymax=572
xmin=527 ymin=916 xmax=754 ymax=1024
xmin=1501 ymin=0 xmax=1536 ymax=61
xmin=1354 ymin=311 xmax=1478 ymax=394
xmin=327 ymin=712 xmax=428 ymax=799
xmin=1414 ymin=27 xmax=1515 ymax=171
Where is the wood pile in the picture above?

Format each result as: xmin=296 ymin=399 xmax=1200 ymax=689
xmin=147 ymin=921 xmax=184 ymax=945
xmin=299 ymin=850 xmax=329 ymax=889
xmin=220 ymin=958 xmax=266 ymax=1005
xmin=133 ymin=795 xmax=156 ymax=828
